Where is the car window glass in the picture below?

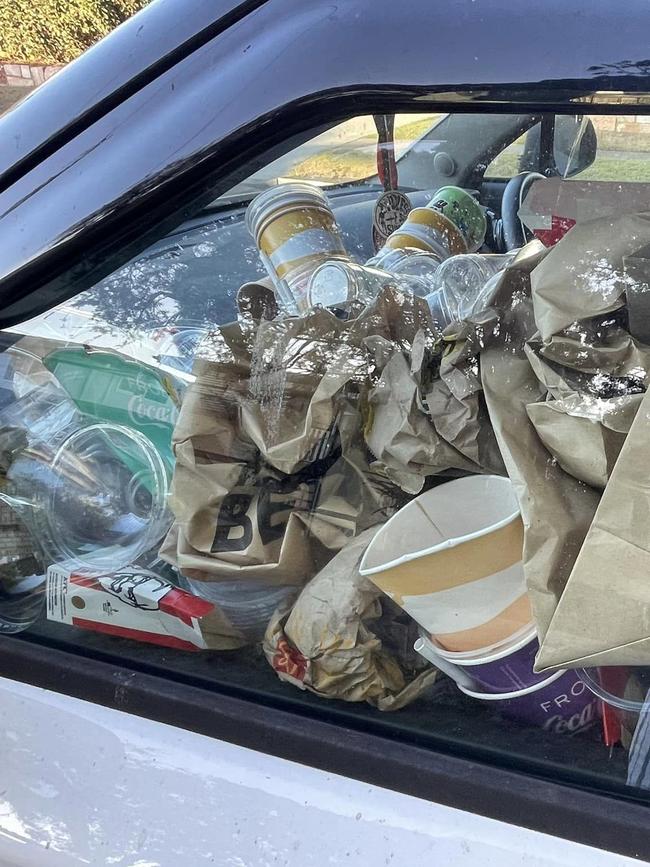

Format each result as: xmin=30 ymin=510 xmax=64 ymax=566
xmin=567 ymin=115 xmax=650 ymax=181
xmin=4 ymin=105 xmax=650 ymax=808
xmin=484 ymin=129 xmax=536 ymax=178
xmin=220 ymin=114 xmax=444 ymax=203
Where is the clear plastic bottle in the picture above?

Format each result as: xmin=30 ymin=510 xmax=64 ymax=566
xmin=424 ymin=252 xmax=516 ymax=325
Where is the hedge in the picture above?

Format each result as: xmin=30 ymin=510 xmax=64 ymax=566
xmin=0 ymin=0 xmax=149 ymax=65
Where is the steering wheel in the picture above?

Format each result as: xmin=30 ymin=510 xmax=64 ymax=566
xmin=500 ymin=171 xmax=545 ymax=251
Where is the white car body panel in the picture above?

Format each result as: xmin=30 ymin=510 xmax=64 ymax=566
xmin=0 ymin=676 xmax=639 ymax=866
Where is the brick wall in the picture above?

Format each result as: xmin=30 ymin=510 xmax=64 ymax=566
xmin=0 ymin=61 xmax=62 ymax=115
xmin=0 ymin=61 xmax=61 ymax=87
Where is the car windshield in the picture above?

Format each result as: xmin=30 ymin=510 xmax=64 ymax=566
xmin=217 ymin=113 xmax=445 ymax=202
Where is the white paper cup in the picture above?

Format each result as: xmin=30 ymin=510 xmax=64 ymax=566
xmin=246 ymin=183 xmax=349 ymax=315
xmin=359 ymin=475 xmax=529 ymax=652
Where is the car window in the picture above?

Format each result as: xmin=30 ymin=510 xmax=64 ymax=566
xmin=5 ymin=104 xmax=650 ymax=814
xmin=484 ymin=130 xmax=533 ymax=178
xmin=485 ymin=114 xmax=650 ymax=183
xmin=568 ymin=115 xmax=650 ymax=181
xmin=220 ymin=113 xmax=444 ymax=203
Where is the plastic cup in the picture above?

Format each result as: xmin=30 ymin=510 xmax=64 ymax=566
xmin=416 ymin=627 xmax=550 ymax=694
xmin=308 ymin=260 xmax=390 ymax=309
xmin=186 ymin=579 xmax=295 ymax=640
xmin=579 ymin=667 xmax=650 ymax=757
xmin=4 ymin=421 xmax=171 ymax=573
xmin=430 ymin=253 xmax=515 ymax=322
xmin=424 ymin=287 xmax=453 ymax=331
xmin=359 ymin=475 xmax=529 ymax=651
xmin=366 ymin=246 xmax=442 ymax=284
xmin=458 ymin=671 xmax=600 ymax=734
xmin=390 ymin=249 xmax=443 ymax=283
xmin=308 ymin=260 xmax=433 ymax=311
xmin=428 ymin=186 xmax=487 ymax=253
xmin=384 ymin=208 xmax=467 ymax=259
xmin=246 ymin=182 xmax=349 ymax=315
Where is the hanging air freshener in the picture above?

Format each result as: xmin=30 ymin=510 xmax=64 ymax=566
xmin=372 ymin=114 xmax=411 ymax=252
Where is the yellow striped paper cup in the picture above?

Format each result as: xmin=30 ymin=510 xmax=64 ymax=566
xmin=359 ymin=475 xmax=531 ymax=653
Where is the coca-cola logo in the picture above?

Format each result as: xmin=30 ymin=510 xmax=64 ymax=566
xmin=127 ymin=393 xmax=177 ymax=427
xmin=542 ymin=700 xmax=598 ymax=735
xmin=539 ymin=679 xmax=598 ymax=734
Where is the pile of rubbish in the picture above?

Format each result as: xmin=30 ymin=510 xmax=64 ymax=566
xmin=4 ymin=179 xmax=650 ymax=779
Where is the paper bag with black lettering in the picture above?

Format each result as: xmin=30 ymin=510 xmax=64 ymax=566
xmin=263 ymin=528 xmax=438 ymax=709
xmin=163 ymin=315 xmax=403 ymax=588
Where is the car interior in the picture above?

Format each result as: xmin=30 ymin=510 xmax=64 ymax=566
xmin=4 ymin=103 xmax=650 ymax=820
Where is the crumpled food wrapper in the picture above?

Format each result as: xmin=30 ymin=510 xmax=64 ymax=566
xmin=263 ymin=528 xmax=438 ymax=710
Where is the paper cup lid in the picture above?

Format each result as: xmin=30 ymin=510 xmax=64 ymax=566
xmin=458 ymin=668 xmax=566 ymax=701
xmin=245 ymin=182 xmax=331 ymax=241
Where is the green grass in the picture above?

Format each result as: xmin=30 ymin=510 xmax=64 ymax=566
xmin=287 ymin=151 xmax=376 ymax=183
xmin=394 ymin=115 xmax=443 ymax=140
xmin=571 ymin=157 xmax=650 ymax=182
xmin=286 ymin=115 xmax=442 ymax=184
xmin=486 ymin=152 xmax=650 ymax=182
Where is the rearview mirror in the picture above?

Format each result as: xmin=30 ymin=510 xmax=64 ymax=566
xmin=553 ymin=115 xmax=598 ymax=177
xmin=520 ymin=115 xmax=597 ymax=178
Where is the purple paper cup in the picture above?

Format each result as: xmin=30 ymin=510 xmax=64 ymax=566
xmin=459 ymin=671 xmax=600 ymax=734
xmin=432 ymin=627 xmax=549 ymax=694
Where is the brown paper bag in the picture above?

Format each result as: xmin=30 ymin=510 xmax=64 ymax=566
xmin=518 ymin=215 xmax=650 ymax=664
xmin=364 ymin=334 xmax=479 ymax=494
xmin=537 ymin=385 xmax=650 ymax=669
xmin=524 ymin=339 xmax=643 ymax=489
xmin=165 ymin=302 xmax=409 ymax=587
xmin=479 ymin=242 xmax=602 ymax=640
xmin=531 ymin=212 xmax=650 ymax=342
xmin=263 ymin=528 xmax=438 ymax=710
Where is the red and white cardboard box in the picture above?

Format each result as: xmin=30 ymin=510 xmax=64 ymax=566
xmin=46 ymin=563 xmax=215 ymax=651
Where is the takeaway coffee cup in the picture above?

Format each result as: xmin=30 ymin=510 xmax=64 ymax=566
xmin=415 ymin=627 xmax=547 ymax=694
xmin=427 ymin=186 xmax=487 ymax=253
xmin=458 ymin=671 xmax=600 ymax=735
xmin=246 ymin=182 xmax=349 ymax=315
xmin=359 ymin=475 xmax=530 ymax=652
xmin=383 ymin=207 xmax=467 ymax=260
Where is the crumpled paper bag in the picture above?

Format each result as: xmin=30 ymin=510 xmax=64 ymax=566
xmin=479 ymin=241 xmax=603 ymax=641
xmin=363 ymin=331 xmax=480 ymax=494
xmin=263 ymin=528 xmax=438 ymax=710
xmin=163 ymin=301 xmax=407 ymax=587
xmin=531 ymin=212 xmax=650 ymax=341
xmin=488 ymin=213 xmax=650 ymax=669
xmin=164 ymin=284 xmax=507 ymax=587
xmin=536 ymin=385 xmax=650 ymax=669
